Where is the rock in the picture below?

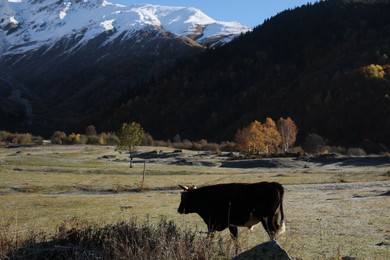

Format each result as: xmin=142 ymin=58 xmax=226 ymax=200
xmin=232 ymin=240 xmax=292 ymax=260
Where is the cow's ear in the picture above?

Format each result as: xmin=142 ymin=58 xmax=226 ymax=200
xmin=191 ymin=185 xmax=197 ymax=189
xmin=179 ymin=185 xmax=189 ymax=190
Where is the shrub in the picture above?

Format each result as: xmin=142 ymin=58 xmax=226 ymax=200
xmin=0 ymin=131 xmax=43 ymax=145
xmin=67 ymin=133 xmax=82 ymax=144
xmin=302 ymin=133 xmax=326 ymax=154
xmin=288 ymin=146 xmax=304 ymax=155
xmin=383 ymin=64 xmax=390 ymax=79
xmin=5 ymin=133 xmax=32 ymax=145
xmin=51 ymin=131 xmax=67 ymax=145
xmin=85 ymin=125 xmax=97 ymax=136
xmin=86 ymin=135 xmax=99 ymax=145
xmin=153 ymin=140 xmax=172 ymax=147
xmin=0 ymin=130 xmax=11 ymax=142
xmin=104 ymin=133 xmax=119 ymax=145
xmin=31 ymin=135 xmax=44 ymax=145
xmin=329 ymin=146 xmax=348 ymax=155
xmin=360 ymin=64 xmax=385 ymax=79
xmin=220 ymin=141 xmax=238 ymax=152
xmin=143 ymin=133 xmax=154 ymax=146
xmin=5 ymin=218 xmax=236 ymax=260
xmin=347 ymin=148 xmax=366 ymax=156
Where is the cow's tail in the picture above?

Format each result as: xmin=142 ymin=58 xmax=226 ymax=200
xmin=276 ymin=184 xmax=285 ymax=236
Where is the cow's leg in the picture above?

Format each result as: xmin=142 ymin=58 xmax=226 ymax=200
xmin=260 ymin=216 xmax=276 ymax=240
xmin=273 ymin=210 xmax=280 ymax=230
xmin=229 ymin=226 xmax=240 ymax=254
xmin=206 ymin=225 xmax=215 ymax=239
xmin=204 ymin=226 xmax=215 ymax=251
xmin=260 ymin=218 xmax=270 ymax=237
xmin=228 ymin=226 xmax=238 ymax=239
xmin=266 ymin=215 xmax=278 ymax=240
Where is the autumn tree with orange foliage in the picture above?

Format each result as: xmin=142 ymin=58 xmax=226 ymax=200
xmin=235 ymin=118 xmax=281 ymax=156
xmin=235 ymin=120 xmax=264 ymax=155
xmin=277 ymin=117 xmax=298 ymax=152
xmin=263 ymin=117 xmax=282 ymax=154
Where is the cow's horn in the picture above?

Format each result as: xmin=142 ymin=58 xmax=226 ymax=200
xmin=178 ymin=185 xmax=189 ymax=190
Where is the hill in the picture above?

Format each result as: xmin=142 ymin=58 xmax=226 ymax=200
xmin=108 ymin=0 xmax=390 ymax=149
xmin=0 ymin=0 xmax=249 ymax=136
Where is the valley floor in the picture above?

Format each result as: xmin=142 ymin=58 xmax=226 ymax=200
xmin=0 ymin=145 xmax=389 ymax=259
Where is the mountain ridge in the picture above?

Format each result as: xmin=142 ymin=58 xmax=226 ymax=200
xmin=0 ymin=0 xmax=250 ymax=56
xmin=0 ymin=0 xmax=250 ymax=136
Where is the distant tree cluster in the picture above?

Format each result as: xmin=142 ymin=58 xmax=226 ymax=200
xmin=235 ymin=117 xmax=298 ymax=156
xmin=1 ymin=118 xmax=384 ymax=156
xmin=50 ymin=126 xmax=119 ymax=145
xmin=0 ymin=130 xmax=42 ymax=147
xmin=360 ymin=64 xmax=386 ymax=79
xmin=360 ymin=63 xmax=390 ymax=80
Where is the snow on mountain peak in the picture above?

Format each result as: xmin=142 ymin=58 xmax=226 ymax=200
xmin=59 ymin=1 xmax=72 ymax=19
xmin=0 ymin=0 xmax=251 ymax=55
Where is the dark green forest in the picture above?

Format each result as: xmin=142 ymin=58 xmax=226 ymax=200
xmin=103 ymin=0 xmax=390 ymax=149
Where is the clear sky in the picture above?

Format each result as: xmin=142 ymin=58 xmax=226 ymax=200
xmin=112 ymin=0 xmax=315 ymax=27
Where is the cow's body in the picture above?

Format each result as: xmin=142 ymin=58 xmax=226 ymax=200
xmin=178 ymin=182 xmax=285 ymax=240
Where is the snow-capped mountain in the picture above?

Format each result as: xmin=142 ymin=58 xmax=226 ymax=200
xmin=0 ymin=0 xmax=250 ymax=56
xmin=0 ymin=0 xmax=250 ymax=135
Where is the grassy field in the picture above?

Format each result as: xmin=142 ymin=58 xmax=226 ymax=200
xmin=0 ymin=145 xmax=389 ymax=259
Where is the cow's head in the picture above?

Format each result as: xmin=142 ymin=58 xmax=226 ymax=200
xmin=177 ymin=184 xmax=197 ymax=214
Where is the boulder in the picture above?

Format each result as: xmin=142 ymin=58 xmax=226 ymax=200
xmin=232 ymin=240 xmax=292 ymax=260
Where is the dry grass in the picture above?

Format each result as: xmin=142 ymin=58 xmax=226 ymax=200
xmin=0 ymin=145 xmax=389 ymax=259
xmin=3 ymin=217 xmax=237 ymax=259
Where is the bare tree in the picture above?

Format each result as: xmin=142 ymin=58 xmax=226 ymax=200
xmin=277 ymin=117 xmax=298 ymax=152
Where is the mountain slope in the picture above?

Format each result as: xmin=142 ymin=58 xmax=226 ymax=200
xmin=0 ymin=0 xmax=250 ymax=135
xmin=110 ymin=0 xmax=390 ymax=148
xmin=0 ymin=0 xmax=250 ymax=55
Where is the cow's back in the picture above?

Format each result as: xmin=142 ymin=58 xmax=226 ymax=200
xmin=192 ymin=182 xmax=283 ymax=226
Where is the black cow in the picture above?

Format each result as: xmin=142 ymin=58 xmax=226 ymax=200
xmin=178 ymin=182 xmax=285 ymax=240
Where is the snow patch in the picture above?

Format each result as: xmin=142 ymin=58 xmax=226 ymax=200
xmin=102 ymin=0 xmax=122 ymax=7
xmin=59 ymin=2 xmax=72 ymax=20
xmin=0 ymin=1 xmax=251 ymax=55
xmin=100 ymin=19 xmax=115 ymax=31
xmin=9 ymin=16 xmax=19 ymax=25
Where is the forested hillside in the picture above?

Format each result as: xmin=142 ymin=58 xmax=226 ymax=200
xmin=106 ymin=0 xmax=390 ymax=149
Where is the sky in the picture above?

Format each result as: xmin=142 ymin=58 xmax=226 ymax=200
xmin=112 ymin=0 xmax=315 ymax=27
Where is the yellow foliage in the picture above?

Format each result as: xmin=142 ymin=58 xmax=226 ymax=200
xmin=360 ymin=64 xmax=385 ymax=79
xmin=235 ymin=118 xmax=281 ymax=155
xmin=99 ymin=135 xmax=106 ymax=145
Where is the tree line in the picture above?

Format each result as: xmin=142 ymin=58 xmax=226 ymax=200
xmin=0 ymin=116 xmax=374 ymax=156
xmin=235 ymin=117 xmax=298 ymax=155
xmin=105 ymin=0 xmax=390 ymax=149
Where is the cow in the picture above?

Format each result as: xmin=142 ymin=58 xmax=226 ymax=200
xmin=177 ymin=182 xmax=285 ymax=241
